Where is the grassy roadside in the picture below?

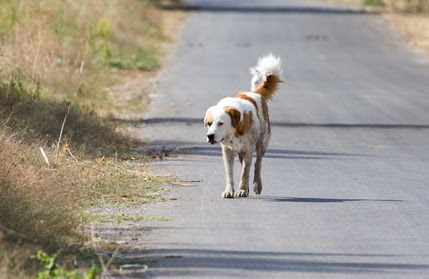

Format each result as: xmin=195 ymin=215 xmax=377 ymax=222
xmin=319 ymin=0 xmax=429 ymax=55
xmin=0 ymin=0 xmax=184 ymax=277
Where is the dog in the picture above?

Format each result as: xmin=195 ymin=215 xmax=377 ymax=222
xmin=204 ymin=54 xmax=283 ymax=198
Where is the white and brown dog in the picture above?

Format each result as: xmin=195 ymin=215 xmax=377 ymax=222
xmin=204 ymin=54 xmax=283 ymax=198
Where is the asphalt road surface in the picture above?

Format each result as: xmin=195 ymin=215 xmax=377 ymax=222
xmin=133 ymin=0 xmax=429 ymax=278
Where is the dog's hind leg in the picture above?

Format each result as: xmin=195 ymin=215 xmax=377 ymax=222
xmin=253 ymin=141 xmax=266 ymax=195
xmin=236 ymin=150 xmax=252 ymax=197
xmin=222 ymin=145 xmax=235 ymax=198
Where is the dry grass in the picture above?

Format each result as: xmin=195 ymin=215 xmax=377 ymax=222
xmin=0 ymin=123 xmax=168 ymax=276
xmin=0 ymin=0 xmax=167 ymax=111
xmin=0 ymin=77 xmax=133 ymax=156
xmin=384 ymin=0 xmax=429 ymax=13
xmin=0 ymin=129 xmax=80 ymax=247
xmin=386 ymin=13 xmax=429 ymax=54
xmin=383 ymin=0 xmax=429 ymax=55
xmin=0 ymin=128 xmax=83 ymax=279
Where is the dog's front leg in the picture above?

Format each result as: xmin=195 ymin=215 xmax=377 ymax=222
xmin=222 ymin=145 xmax=235 ymax=198
xmin=235 ymin=150 xmax=252 ymax=197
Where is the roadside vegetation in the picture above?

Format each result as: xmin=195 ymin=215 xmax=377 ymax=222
xmin=321 ymin=0 xmax=429 ymax=55
xmin=381 ymin=0 xmax=429 ymax=55
xmin=0 ymin=0 xmax=181 ymax=277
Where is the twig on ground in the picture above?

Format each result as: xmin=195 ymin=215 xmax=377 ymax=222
xmin=55 ymin=106 xmax=70 ymax=164
xmin=66 ymin=147 xmax=79 ymax=163
xmin=40 ymin=147 xmax=50 ymax=167
xmin=79 ymin=60 xmax=85 ymax=74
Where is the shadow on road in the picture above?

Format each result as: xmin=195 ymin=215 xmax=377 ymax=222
xmin=257 ymin=196 xmax=404 ymax=203
xmin=141 ymin=140 xmax=370 ymax=160
xmin=126 ymin=117 xmax=428 ymax=159
xmin=159 ymin=5 xmax=375 ymax=15
xmin=119 ymin=117 xmax=429 ymax=130
xmin=148 ymin=248 xmax=429 ymax=276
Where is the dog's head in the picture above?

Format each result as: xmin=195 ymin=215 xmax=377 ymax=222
xmin=204 ymin=105 xmax=241 ymax=145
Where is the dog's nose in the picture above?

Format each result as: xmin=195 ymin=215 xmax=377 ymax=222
xmin=207 ymin=134 xmax=215 ymax=142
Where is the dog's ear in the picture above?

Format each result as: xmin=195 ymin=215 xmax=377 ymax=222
xmin=204 ymin=107 xmax=213 ymax=128
xmin=223 ymin=106 xmax=241 ymax=128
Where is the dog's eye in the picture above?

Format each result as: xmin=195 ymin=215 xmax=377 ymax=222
xmin=207 ymin=122 xmax=212 ymax=127
xmin=218 ymin=122 xmax=224 ymax=126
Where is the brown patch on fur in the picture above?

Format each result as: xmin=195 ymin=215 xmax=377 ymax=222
xmin=255 ymin=74 xmax=283 ymax=101
xmin=205 ymin=110 xmax=212 ymax=127
xmin=235 ymin=111 xmax=254 ymax=137
xmin=261 ymin=98 xmax=271 ymax=135
xmin=224 ymin=106 xmax=241 ymax=128
xmin=234 ymin=92 xmax=258 ymax=112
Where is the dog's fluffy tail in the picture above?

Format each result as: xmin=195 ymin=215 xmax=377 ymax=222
xmin=250 ymin=54 xmax=283 ymax=100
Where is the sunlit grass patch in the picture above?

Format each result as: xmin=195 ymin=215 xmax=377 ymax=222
xmin=79 ymin=160 xmax=169 ymax=208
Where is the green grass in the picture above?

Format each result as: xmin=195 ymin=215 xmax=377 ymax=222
xmin=0 ymin=5 xmax=18 ymax=36
xmin=31 ymin=250 xmax=100 ymax=279
xmin=104 ymin=49 xmax=160 ymax=71
xmin=80 ymin=162 xmax=169 ymax=208
xmin=362 ymin=0 xmax=384 ymax=6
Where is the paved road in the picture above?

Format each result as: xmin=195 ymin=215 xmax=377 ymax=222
xmin=132 ymin=0 xmax=429 ymax=277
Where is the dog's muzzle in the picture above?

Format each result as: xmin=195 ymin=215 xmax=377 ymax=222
xmin=207 ymin=134 xmax=224 ymax=145
xmin=207 ymin=134 xmax=216 ymax=144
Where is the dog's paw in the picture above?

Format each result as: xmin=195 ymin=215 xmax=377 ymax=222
xmin=253 ymin=181 xmax=262 ymax=195
xmin=235 ymin=189 xmax=248 ymax=198
xmin=222 ymin=191 xmax=234 ymax=198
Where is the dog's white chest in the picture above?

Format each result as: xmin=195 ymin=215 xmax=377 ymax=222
xmin=222 ymin=137 xmax=244 ymax=152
